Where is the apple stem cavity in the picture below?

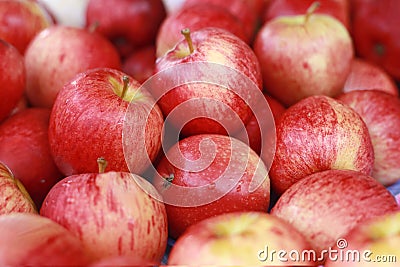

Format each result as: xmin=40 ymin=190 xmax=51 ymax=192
xmin=181 ymin=28 xmax=194 ymax=54
xmin=121 ymin=76 xmax=130 ymax=99
xmin=305 ymin=1 xmax=320 ymax=23
xmin=97 ymin=157 xmax=108 ymax=174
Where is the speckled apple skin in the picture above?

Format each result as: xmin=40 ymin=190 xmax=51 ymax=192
xmin=269 ymin=95 xmax=374 ymax=195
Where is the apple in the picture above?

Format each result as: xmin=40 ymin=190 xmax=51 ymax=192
xmin=0 ymin=161 xmax=37 ymax=215
xmin=152 ymin=134 xmax=270 ymax=239
xmin=155 ymin=4 xmax=249 ymax=57
xmin=154 ymin=27 xmax=263 ymax=137
xmin=40 ymin=158 xmax=168 ymax=263
xmin=0 ymin=108 xmax=63 ymax=208
xmin=89 ymin=255 xmax=157 ymax=266
xmin=343 ymin=58 xmax=399 ymax=96
xmin=0 ymin=213 xmax=94 ymax=266
xmin=325 ymin=211 xmax=400 ymax=267
xmin=263 ymin=0 xmax=351 ymax=30
xmin=336 ymin=90 xmax=400 ymax=186
xmin=0 ymin=0 xmax=53 ymax=54
xmin=271 ymin=169 xmax=399 ymax=262
xmin=0 ymin=39 xmax=25 ymax=123
xmin=38 ymin=0 xmax=90 ymax=27
xmin=351 ymin=0 xmax=400 ymax=80
xmin=168 ymin=211 xmax=315 ymax=265
xmin=268 ymin=95 xmax=374 ymax=195
xmin=24 ymin=25 xmax=122 ymax=108
xmin=86 ymin=0 xmax=166 ymax=58
xmin=254 ymin=2 xmax=353 ymax=106
xmin=122 ymin=45 xmax=156 ymax=84
xmin=48 ymin=68 xmax=164 ymax=176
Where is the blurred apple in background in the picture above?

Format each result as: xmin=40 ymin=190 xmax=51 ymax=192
xmin=155 ymin=5 xmax=249 ymax=57
xmin=86 ymin=0 xmax=166 ymax=58
xmin=254 ymin=2 xmax=353 ymax=106
xmin=271 ymin=169 xmax=399 ymax=262
xmin=0 ymin=39 xmax=25 ymax=123
xmin=269 ymin=95 xmax=374 ymax=195
xmin=0 ymin=213 xmax=94 ymax=266
xmin=343 ymin=58 xmax=399 ymax=96
xmin=0 ymin=108 xmax=63 ymax=208
xmin=162 ymin=0 xmax=185 ymax=14
xmin=24 ymin=25 xmax=121 ymax=108
xmin=325 ymin=211 xmax=400 ymax=267
xmin=153 ymin=134 xmax=270 ymax=239
xmin=168 ymin=212 xmax=315 ymax=265
xmin=48 ymin=68 xmax=163 ymax=176
xmin=41 ymin=159 xmax=168 ymax=264
xmin=337 ymin=90 xmax=400 ymax=186
xmin=0 ymin=0 xmax=53 ymax=54
xmin=122 ymin=45 xmax=156 ymax=84
xmin=38 ymin=0 xmax=89 ymax=27
xmin=0 ymin=161 xmax=37 ymax=215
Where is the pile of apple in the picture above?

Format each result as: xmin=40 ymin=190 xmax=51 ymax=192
xmin=0 ymin=0 xmax=400 ymax=266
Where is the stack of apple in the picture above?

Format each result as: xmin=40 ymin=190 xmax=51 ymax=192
xmin=0 ymin=0 xmax=400 ymax=266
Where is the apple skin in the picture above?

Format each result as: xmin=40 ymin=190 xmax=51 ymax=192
xmin=155 ymin=5 xmax=249 ymax=57
xmin=24 ymin=25 xmax=122 ymax=108
xmin=0 ymin=161 xmax=37 ymax=215
xmin=325 ymin=211 xmax=400 ymax=267
xmin=86 ymin=0 xmax=166 ymax=57
xmin=271 ymin=169 xmax=399 ymax=262
xmin=40 ymin=171 xmax=168 ymax=263
xmin=122 ymin=45 xmax=156 ymax=84
xmin=343 ymin=58 xmax=399 ymax=96
xmin=0 ymin=0 xmax=53 ymax=54
xmin=336 ymin=90 xmax=400 ymax=186
xmin=0 ymin=108 xmax=63 ymax=208
xmin=153 ymin=134 xmax=270 ymax=239
xmin=263 ymin=0 xmax=351 ymax=30
xmin=155 ymin=27 xmax=262 ymax=137
xmin=254 ymin=11 xmax=353 ymax=106
xmin=0 ymin=39 xmax=25 ymax=123
xmin=168 ymin=211 xmax=315 ymax=266
xmin=0 ymin=213 xmax=94 ymax=266
xmin=48 ymin=68 xmax=164 ymax=176
xmin=269 ymin=95 xmax=374 ymax=195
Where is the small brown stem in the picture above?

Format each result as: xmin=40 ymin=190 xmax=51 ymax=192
xmin=305 ymin=2 xmax=320 ymax=23
xmin=181 ymin=28 xmax=194 ymax=54
xmin=88 ymin=21 xmax=100 ymax=33
xmin=97 ymin=157 xmax=108 ymax=173
xmin=121 ymin=76 xmax=130 ymax=99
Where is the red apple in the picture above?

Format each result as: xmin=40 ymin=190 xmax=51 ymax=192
xmin=153 ymin=134 xmax=270 ymax=239
xmin=0 ymin=39 xmax=25 ymax=123
xmin=154 ymin=27 xmax=263 ymax=137
xmin=0 ymin=0 xmax=53 ymax=54
xmin=155 ymin=5 xmax=249 ymax=57
xmin=343 ymin=58 xmax=399 ymax=96
xmin=0 ymin=213 xmax=94 ymax=266
xmin=271 ymin=169 xmax=399 ymax=262
xmin=351 ymin=0 xmax=400 ymax=80
xmin=122 ymin=45 xmax=156 ymax=84
xmin=269 ymin=95 xmax=374 ymax=195
xmin=86 ymin=0 xmax=166 ymax=58
xmin=0 ymin=161 xmax=37 ymax=215
xmin=40 ymin=159 xmax=168 ymax=263
xmin=325 ymin=211 xmax=400 ymax=267
xmin=254 ymin=3 xmax=353 ymax=106
xmin=168 ymin=211 xmax=315 ymax=265
xmin=48 ymin=68 xmax=164 ymax=176
xmin=337 ymin=90 xmax=400 ymax=186
xmin=0 ymin=108 xmax=63 ymax=208
xmin=264 ymin=0 xmax=351 ymax=30
xmin=24 ymin=25 xmax=122 ymax=108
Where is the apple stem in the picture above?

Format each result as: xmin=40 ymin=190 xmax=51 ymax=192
xmin=181 ymin=28 xmax=194 ymax=54
xmin=305 ymin=1 xmax=320 ymax=23
xmin=121 ymin=76 xmax=130 ymax=99
xmin=97 ymin=157 xmax=108 ymax=173
xmin=163 ymin=174 xmax=174 ymax=189
xmin=88 ymin=21 xmax=100 ymax=33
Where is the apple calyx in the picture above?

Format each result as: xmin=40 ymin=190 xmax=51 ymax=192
xmin=181 ymin=28 xmax=194 ymax=55
xmin=97 ymin=157 xmax=108 ymax=173
xmin=305 ymin=1 xmax=321 ymax=23
xmin=162 ymin=173 xmax=174 ymax=189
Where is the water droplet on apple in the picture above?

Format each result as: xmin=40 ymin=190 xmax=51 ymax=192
xmin=208 ymin=182 xmax=216 ymax=190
